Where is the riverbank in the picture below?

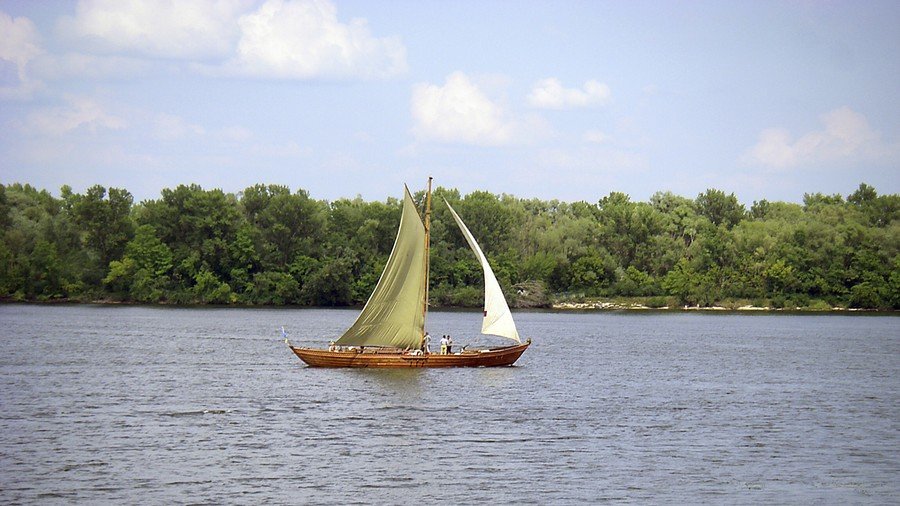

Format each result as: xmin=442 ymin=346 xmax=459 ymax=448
xmin=549 ymin=297 xmax=894 ymax=312
xmin=3 ymin=296 xmax=896 ymax=313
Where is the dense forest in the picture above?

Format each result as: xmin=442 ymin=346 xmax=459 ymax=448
xmin=0 ymin=182 xmax=897 ymax=309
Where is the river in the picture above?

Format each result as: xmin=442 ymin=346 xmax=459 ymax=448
xmin=0 ymin=305 xmax=897 ymax=504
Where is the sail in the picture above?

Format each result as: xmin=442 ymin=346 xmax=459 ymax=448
xmin=335 ymin=187 xmax=427 ymax=349
xmin=444 ymin=199 xmax=521 ymax=343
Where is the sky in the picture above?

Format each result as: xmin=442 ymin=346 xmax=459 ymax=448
xmin=1 ymin=0 xmax=898 ymax=205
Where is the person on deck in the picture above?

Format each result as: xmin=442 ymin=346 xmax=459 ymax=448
xmin=440 ymin=335 xmax=448 ymax=355
xmin=423 ymin=332 xmax=432 ymax=354
xmin=447 ymin=335 xmax=453 ymax=354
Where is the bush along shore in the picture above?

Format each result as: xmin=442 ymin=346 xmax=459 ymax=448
xmin=1 ymin=182 xmax=897 ymax=310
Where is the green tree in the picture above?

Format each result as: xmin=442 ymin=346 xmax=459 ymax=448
xmin=0 ymin=185 xmax=10 ymax=230
xmin=848 ymin=183 xmax=900 ymax=227
xmin=139 ymin=184 xmax=243 ymax=296
xmin=696 ymin=188 xmax=745 ymax=229
xmin=662 ymin=258 xmax=698 ymax=305
xmin=126 ymin=225 xmax=174 ymax=278
xmin=67 ymin=185 xmax=134 ymax=277
xmin=662 ymin=258 xmax=720 ymax=306
xmin=521 ymin=251 xmax=558 ymax=284
xmin=569 ymin=251 xmax=616 ymax=296
xmin=28 ymin=239 xmax=63 ymax=299
xmin=888 ymin=256 xmax=900 ymax=308
xmin=650 ymin=191 xmax=703 ymax=247
xmin=454 ymin=191 xmax=524 ymax=253
xmin=613 ymin=266 xmax=657 ymax=296
xmin=848 ymin=183 xmax=877 ymax=206
xmin=240 ymin=184 xmax=327 ymax=268
xmin=300 ymin=257 xmax=354 ymax=305
xmin=193 ymin=269 xmax=232 ymax=304
xmin=248 ymin=271 xmax=300 ymax=305
xmin=849 ymin=282 xmax=884 ymax=308
xmin=104 ymin=225 xmax=174 ymax=301
xmin=1 ymin=181 xmax=898 ymax=309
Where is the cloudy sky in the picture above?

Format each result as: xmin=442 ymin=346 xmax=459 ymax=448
xmin=1 ymin=0 xmax=898 ymax=204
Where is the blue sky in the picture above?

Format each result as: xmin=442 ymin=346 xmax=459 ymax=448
xmin=1 ymin=0 xmax=898 ymax=205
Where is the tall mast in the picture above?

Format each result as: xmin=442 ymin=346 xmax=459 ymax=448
xmin=422 ymin=177 xmax=433 ymax=347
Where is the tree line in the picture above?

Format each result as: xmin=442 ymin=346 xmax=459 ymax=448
xmin=0 ymin=182 xmax=897 ymax=309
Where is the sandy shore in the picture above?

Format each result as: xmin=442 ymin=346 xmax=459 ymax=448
xmin=549 ymin=301 xmax=880 ymax=312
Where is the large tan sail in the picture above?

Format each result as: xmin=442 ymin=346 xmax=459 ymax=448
xmin=444 ymin=199 xmax=521 ymax=343
xmin=334 ymin=187 xmax=426 ymax=349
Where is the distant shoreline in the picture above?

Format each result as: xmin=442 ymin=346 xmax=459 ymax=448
xmin=550 ymin=301 xmax=895 ymax=313
xmin=2 ymin=298 xmax=897 ymax=314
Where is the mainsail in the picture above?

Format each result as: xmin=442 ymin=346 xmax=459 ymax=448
xmin=334 ymin=187 xmax=426 ymax=349
xmin=444 ymin=199 xmax=521 ymax=343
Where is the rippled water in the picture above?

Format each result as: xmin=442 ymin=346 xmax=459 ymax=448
xmin=0 ymin=305 xmax=897 ymax=504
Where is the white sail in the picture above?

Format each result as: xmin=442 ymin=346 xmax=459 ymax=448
xmin=444 ymin=199 xmax=521 ymax=343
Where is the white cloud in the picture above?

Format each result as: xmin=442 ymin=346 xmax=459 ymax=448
xmin=0 ymin=10 xmax=44 ymax=99
xmin=34 ymin=0 xmax=407 ymax=81
xmin=583 ymin=129 xmax=610 ymax=144
xmin=31 ymin=52 xmax=155 ymax=81
xmin=219 ymin=0 xmax=407 ymax=79
xmin=411 ymin=71 xmax=528 ymax=146
xmin=154 ymin=113 xmax=206 ymax=140
xmin=527 ymin=78 xmax=611 ymax=109
xmin=154 ymin=115 xmax=263 ymax=146
xmin=743 ymin=107 xmax=897 ymax=169
xmin=60 ymin=0 xmax=245 ymax=60
xmin=0 ymin=12 xmax=42 ymax=68
xmin=217 ymin=125 xmax=253 ymax=142
xmin=355 ymin=131 xmax=375 ymax=144
xmin=21 ymin=95 xmax=126 ymax=136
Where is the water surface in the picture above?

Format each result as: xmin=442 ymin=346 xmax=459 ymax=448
xmin=0 ymin=305 xmax=897 ymax=503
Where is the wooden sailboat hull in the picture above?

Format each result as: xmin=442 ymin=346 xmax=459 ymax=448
xmin=290 ymin=341 xmax=530 ymax=368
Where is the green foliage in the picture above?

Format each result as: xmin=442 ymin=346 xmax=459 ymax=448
xmin=848 ymin=282 xmax=884 ymax=309
xmin=696 ymin=188 xmax=745 ymax=229
xmin=613 ymin=266 xmax=658 ymax=296
xmin=29 ymin=239 xmax=63 ymax=299
xmin=240 ymin=184 xmax=327 ymax=268
xmin=888 ymin=256 xmax=900 ymax=309
xmin=662 ymin=258 xmax=700 ymax=305
xmin=0 ymin=182 xmax=897 ymax=309
xmin=521 ymin=252 xmax=557 ymax=284
xmin=645 ymin=296 xmax=670 ymax=308
xmin=570 ymin=251 xmax=616 ymax=296
xmin=249 ymin=271 xmax=299 ymax=305
xmin=126 ymin=225 xmax=174 ymax=278
xmin=66 ymin=185 xmax=134 ymax=278
xmin=193 ymin=269 xmax=232 ymax=304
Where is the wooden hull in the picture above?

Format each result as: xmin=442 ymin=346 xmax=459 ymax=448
xmin=289 ymin=341 xmax=530 ymax=368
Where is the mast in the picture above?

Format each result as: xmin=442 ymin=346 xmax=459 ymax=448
xmin=422 ymin=177 xmax=433 ymax=348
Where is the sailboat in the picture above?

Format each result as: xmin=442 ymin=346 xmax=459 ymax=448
xmin=287 ymin=178 xmax=530 ymax=368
